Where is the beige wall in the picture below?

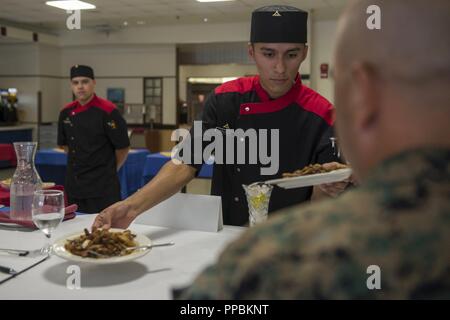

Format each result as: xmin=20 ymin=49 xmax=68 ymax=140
xmin=0 ymin=43 xmax=39 ymax=75
xmin=59 ymin=22 xmax=250 ymax=46
xmin=40 ymin=77 xmax=62 ymax=123
xmin=38 ymin=44 xmax=62 ymax=122
xmin=60 ymin=44 xmax=176 ymax=76
xmin=310 ymin=18 xmax=338 ymax=104
xmin=0 ymin=44 xmax=40 ymax=123
xmin=39 ymin=44 xmax=61 ymax=76
xmin=61 ymin=44 xmax=177 ymax=124
xmin=0 ymin=43 xmax=177 ymax=124
xmin=163 ymin=77 xmax=176 ymax=125
xmin=0 ymin=14 xmax=340 ymax=124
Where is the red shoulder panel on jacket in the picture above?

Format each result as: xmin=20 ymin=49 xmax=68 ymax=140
xmin=62 ymin=101 xmax=77 ymax=110
xmin=296 ymin=86 xmax=335 ymax=126
xmin=92 ymin=96 xmax=116 ymax=114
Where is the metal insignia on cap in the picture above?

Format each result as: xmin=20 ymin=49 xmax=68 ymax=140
xmin=272 ymin=10 xmax=282 ymax=17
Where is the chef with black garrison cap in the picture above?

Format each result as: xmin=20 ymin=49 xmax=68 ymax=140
xmin=93 ymin=5 xmax=347 ymax=229
xmin=58 ymin=65 xmax=130 ymax=214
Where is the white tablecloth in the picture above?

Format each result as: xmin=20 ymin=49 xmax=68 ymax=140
xmin=0 ymin=215 xmax=244 ymax=299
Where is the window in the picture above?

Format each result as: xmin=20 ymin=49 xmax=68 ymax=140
xmin=143 ymin=77 xmax=163 ymax=124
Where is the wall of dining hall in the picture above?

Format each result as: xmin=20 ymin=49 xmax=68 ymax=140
xmin=60 ymin=44 xmax=177 ymax=125
xmin=310 ymin=17 xmax=338 ymax=104
xmin=0 ymin=43 xmax=61 ymax=124
xmin=0 ymin=15 xmax=339 ymax=125
xmin=0 ymin=42 xmax=177 ymax=125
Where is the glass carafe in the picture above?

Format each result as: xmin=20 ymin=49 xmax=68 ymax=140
xmin=10 ymin=142 xmax=43 ymax=221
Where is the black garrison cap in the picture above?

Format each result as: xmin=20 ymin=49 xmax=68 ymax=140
xmin=250 ymin=5 xmax=308 ymax=43
xmin=70 ymin=65 xmax=95 ymax=79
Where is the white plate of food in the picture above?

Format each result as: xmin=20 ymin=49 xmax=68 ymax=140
xmin=53 ymin=228 xmax=152 ymax=264
xmin=266 ymin=163 xmax=352 ymax=189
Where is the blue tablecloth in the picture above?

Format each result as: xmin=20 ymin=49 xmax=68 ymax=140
xmin=0 ymin=128 xmax=32 ymax=144
xmin=35 ymin=148 xmax=150 ymax=199
xmin=142 ymin=153 xmax=213 ymax=185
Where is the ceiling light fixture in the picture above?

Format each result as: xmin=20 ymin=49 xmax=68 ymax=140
xmin=197 ymin=0 xmax=235 ymax=3
xmin=188 ymin=77 xmax=238 ymax=84
xmin=46 ymin=1 xmax=96 ymax=10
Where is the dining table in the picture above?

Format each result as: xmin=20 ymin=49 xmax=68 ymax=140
xmin=0 ymin=213 xmax=244 ymax=299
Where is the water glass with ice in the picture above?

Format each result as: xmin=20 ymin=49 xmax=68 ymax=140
xmin=242 ymin=183 xmax=273 ymax=227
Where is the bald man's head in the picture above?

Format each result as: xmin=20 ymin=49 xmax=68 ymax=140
xmin=335 ymin=0 xmax=450 ymax=87
xmin=333 ymin=0 xmax=450 ymax=180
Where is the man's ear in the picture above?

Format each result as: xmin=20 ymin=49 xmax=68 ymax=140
xmin=350 ymin=62 xmax=380 ymax=131
xmin=248 ymin=43 xmax=255 ymax=61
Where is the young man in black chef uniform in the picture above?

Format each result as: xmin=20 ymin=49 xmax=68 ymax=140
xmin=58 ymin=65 xmax=130 ymax=213
xmin=93 ymin=5 xmax=348 ymax=228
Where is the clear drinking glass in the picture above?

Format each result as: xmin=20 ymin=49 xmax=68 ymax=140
xmin=242 ymin=183 xmax=273 ymax=227
xmin=31 ymin=190 xmax=65 ymax=254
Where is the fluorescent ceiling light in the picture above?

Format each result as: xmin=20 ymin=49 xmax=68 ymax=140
xmin=188 ymin=77 xmax=238 ymax=84
xmin=46 ymin=1 xmax=96 ymax=10
xmin=197 ymin=0 xmax=235 ymax=3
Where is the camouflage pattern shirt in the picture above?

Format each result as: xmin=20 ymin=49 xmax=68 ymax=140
xmin=181 ymin=148 xmax=450 ymax=299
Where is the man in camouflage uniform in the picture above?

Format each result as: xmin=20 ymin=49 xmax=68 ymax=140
xmin=180 ymin=0 xmax=450 ymax=299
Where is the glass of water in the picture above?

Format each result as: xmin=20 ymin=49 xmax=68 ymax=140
xmin=243 ymin=183 xmax=273 ymax=227
xmin=31 ymin=190 xmax=65 ymax=254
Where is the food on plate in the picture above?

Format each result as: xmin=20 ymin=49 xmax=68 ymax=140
xmin=282 ymin=163 xmax=349 ymax=178
xmin=64 ymin=228 xmax=138 ymax=258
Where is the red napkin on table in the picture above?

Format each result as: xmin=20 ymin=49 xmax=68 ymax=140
xmin=0 ymin=204 xmax=78 ymax=229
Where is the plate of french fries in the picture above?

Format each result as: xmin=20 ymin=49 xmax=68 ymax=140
xmin=265 ymin=163 xmax=352 ymax=189
xmin=53 ymin=228 xmax=152 ymax=264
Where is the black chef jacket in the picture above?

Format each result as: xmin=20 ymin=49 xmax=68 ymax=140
xmin=57 ymin=94 xmax=130 ymax=199
xmin=185 ymin=74 xmax=340 ymax=226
